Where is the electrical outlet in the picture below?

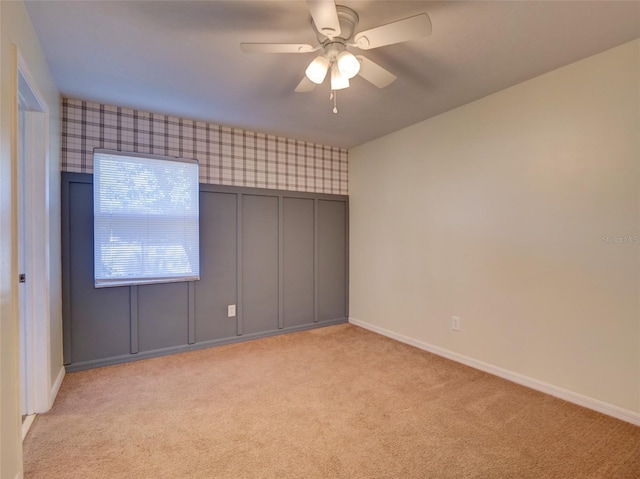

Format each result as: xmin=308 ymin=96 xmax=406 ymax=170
xmin=227 ymin=304 xmax=236 ymax=317
xmin=451 ymin=316 xmax=461 ymax=331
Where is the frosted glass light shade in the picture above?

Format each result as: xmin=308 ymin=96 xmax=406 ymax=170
xmin=305 ymin=56 xmax=330 ymax=84
xmin=331 ymin=64 xmax=349 ymax=90
xmin=337 ymin=51 xmax=360 ymax=79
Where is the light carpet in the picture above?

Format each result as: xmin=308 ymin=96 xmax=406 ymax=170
xmin=23 ymin=324 xmax=640 ymax=478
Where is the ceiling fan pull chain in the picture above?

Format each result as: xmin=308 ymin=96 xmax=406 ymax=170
xmin=333 ymin=90 xmax=338 ymax=114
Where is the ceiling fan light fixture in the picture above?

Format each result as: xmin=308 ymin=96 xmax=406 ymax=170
xmin=305 ymin=55 xmax=330 ymax=84
xmin=336 ymin=51 xmax=360 ymax=79
xmin=331 ymin=64 xmax=349 ymax=90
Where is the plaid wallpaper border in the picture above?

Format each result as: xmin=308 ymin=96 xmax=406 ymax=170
xmin=62 ymin=98 xmax=348 ymax=195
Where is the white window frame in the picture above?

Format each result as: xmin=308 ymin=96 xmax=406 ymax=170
xmin=93 ymin=149 xmax=200 ymax=288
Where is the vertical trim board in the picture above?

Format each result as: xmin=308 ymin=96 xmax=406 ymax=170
xmin=236 ymin=193 xmax=243 ymax=336
xmin=188 ymin=281 xmax=195 ymax=344
xmin=313 ymin=198 xmax=319 ymax=323
xmin=278 ymin=196 xmax=284 ymax=329
xmin=129 ymin=285 xmax=138 ymax=354
xmin=61 ymin=176 xmax=72 ymax=364
xmin=344 ymin=199 xmax=350 ymax=318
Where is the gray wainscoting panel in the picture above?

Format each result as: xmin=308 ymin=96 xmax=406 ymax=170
xmin=68 ymin=181 xmax=131 ymax=363
xmin=137 ymin=282 xmax=189 ymax=352
xmin=62 ymin=173 xmax=348 ymax=371
xmin=195 ymin=191 xmax=238 ymax=342
xmin=242 ymin=195 xmax=279 ymax=335
xmin=283 ymin=197 xmax=315 ymax=328
xmin=318 ymin=200 xmax=348 ymax=322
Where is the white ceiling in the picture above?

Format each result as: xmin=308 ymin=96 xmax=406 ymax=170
xmin=25 ymin=1 xmax=640 ymax=149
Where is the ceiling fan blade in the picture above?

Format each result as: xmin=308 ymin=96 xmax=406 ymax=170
xmin=354 ymin=13 xmax=432 ymax=50
xmin=240 ymin=43 xmax=317 ymax=54
xmin=306 ymin=0 xmax=341 ymax=38
xmin=295 ymin=76 xmax=317 ymax=93
xmin=356 ymin=56 xmax=397 ymax=88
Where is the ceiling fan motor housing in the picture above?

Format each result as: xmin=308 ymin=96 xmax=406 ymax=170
xmin=313 ymin=5 xmax=359 ymax=44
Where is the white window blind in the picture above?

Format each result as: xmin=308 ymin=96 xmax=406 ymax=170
xmin=93 ymin=149 xmax=200 ymax=288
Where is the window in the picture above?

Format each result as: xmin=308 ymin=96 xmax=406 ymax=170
xmin=93 ymin=149 xmax=199 ymax=288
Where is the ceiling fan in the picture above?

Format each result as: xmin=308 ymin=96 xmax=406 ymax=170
xmin=240 ymin=0 xmax=432 ymax=113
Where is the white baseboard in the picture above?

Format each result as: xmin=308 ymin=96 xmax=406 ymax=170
xmin=22 ymin=414 xmax=36 ymax=441
xmin=49 ymin=365 xmax=65 ymax=409
xmin=349 ymin=317 xmax=640 ymax=426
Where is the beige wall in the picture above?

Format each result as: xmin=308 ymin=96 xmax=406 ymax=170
xmin=349 ymin=40 xmax=640 ymax=414
xmin=1 ymin=1 xmax=61 ymax=478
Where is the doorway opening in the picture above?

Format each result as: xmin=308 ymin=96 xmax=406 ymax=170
xmin=16 ymin=49 xmax=52 ymax=440
xmin=18 ymin=90 xmax=29 ymax=427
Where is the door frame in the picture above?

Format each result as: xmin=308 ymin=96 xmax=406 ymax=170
xmin=15 ymin=46 xmax=53 ymax=414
